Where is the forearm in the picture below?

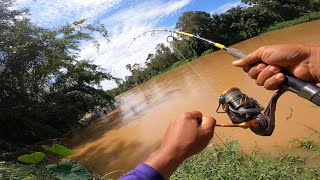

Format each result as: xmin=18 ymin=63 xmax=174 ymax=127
xmin=119 ymin=112 xmax=215 ymax=180
xmin=144 ymin=148 xmax=184 ymax=180
xmin=118 ymin=149 xmax=183 ymax=180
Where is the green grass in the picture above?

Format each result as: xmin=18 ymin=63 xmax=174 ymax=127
xmin=171 ymin=141 xmax=320 ymax=180
xmin=200 ymin=49 xmax=214 ymax=56
xmin=268 ymin=12 xmax=320 ymax=32
xmin=168 ymin=59 xmax=188 ymax=70
xmin=0 ymin=161 xmax=55 ymax=180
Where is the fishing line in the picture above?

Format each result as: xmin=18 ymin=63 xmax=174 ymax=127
xmin=167 ymin=36 xmax=227 ymax=147
xmin=169 ymin=41 xmax=219 ymax=98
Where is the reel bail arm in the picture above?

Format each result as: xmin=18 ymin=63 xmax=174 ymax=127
xmin=216 ymin=87 xmax=278 ymax=136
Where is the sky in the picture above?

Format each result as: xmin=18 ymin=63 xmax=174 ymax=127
xmin=14 ymin=0 xmax=244 ymax=90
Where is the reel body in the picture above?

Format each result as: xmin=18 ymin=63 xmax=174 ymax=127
xmin=216 ymin=87 xmax=280 ymax=136
xmin=217 ymin=88 xmax=264 ymax=124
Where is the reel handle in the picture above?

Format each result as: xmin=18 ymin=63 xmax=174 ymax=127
xmin=225 ymin=47 xmax=320 ymax=106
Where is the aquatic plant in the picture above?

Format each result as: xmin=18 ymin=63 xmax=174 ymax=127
xmin=17 ymin=144 xmax=92 ymax=180
xmin=46 ymin=159 xmax=91 ymax=180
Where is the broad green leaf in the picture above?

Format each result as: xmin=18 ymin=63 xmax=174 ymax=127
xmin=46 ymin=159 xmax=91 ymax=180
xmin=18 ymin=152 xmax=45 ymax=164
xmin=42 ymin=144 xmax=75 ymax=156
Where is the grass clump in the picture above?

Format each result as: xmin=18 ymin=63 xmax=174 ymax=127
xmin=171 ymin=141 xmax=320 ymax=180
xmin=168 ymin=60 xmax=188 ymax=71
xmin=293 ymin=138 xmax=317 ymax=150
xmin=200 ymin=49 xmax=214 ymax=56
xmin=0 ymin=161 xmax=55 ymax=180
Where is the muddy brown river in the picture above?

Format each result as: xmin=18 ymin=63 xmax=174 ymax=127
xmin=68 ymin=20 xmax=320 ymax=177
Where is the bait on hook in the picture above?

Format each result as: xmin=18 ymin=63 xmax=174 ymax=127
xmin=131 ymin=29 xmax=320 ymax=136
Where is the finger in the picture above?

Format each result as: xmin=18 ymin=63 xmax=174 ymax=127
xmin=201 ymin=115 xmax=216 ymax=131
xmin=247 ymin=63 xmax=267 ymax=79
xmin=232 ymin=46 xmax=266 ymax=67
xmin=264 ymin=73 xmax=285 ymax=90
xmin=190 ymin=110 xmax=203 ymax=119
xmin=243 ymin=65 xmax=253 ymax=73
xmin=256 ymin=65 xmax=281 ymax=86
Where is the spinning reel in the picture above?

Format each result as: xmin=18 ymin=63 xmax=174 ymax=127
xmin=216 ymin=83 xmax=319 ymax=136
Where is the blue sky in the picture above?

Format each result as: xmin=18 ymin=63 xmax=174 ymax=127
xmin=14 ymin=0 xmax=244 ymax=89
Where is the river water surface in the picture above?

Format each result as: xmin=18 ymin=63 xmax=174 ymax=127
xmin=68 ymin=20 xmax=320 ymax=177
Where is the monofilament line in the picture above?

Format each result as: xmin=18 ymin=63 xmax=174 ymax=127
xmin=171 ymin=43 xmax=227 ymax=147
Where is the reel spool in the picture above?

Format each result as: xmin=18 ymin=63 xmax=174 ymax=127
xmin=217 ymin=87 xmax=264 ymax=124
xmin=216 ymin=87 xmax=281 ymax=136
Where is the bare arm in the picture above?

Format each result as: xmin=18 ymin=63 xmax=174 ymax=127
xmin=119 ymin=111 xmax=216 ymax=180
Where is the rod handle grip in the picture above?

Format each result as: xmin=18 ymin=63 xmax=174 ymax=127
xmin=284 ymin=76 xmax=320 ymax=106
xmin=226 ymin=47 xmax=248 ymax=59
xmin=226 ymin=47 xmax=320 ymax=106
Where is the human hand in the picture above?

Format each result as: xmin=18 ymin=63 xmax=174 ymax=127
xmin=144 ymin=111 xmax=216 ymax=179
xmin=232 ymin=44 xmax=320 ymax=90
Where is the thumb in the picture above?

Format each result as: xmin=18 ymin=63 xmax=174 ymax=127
xmin=232 ymin=47 xmax=265 ymax=67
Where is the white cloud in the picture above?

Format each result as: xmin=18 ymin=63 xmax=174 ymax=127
xmin=14 ymin=0 xmax=123 ymax=27
xmin=211 ymin=0 xmax=242 ymax=14
xmin=13 ymin=0 xmax=192 ymax=90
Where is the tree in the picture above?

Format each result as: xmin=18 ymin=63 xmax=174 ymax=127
xmin=0 ymin=0 xmax=114 ymax=143
xmin=175 ymin=11 xmax=215 ymax=56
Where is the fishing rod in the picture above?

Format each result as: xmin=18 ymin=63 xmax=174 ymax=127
xmin=132 ymin=29 xmax=320 ymax=136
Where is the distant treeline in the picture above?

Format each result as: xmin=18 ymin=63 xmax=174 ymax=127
xmin=0 ymin=0 xmax=115 ymax=143
xmin=110 ymin=0 xmax=320 ymax=96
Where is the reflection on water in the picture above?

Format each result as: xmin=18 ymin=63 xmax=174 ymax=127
xmin=68 ymin=20 xmax=320 ymax=177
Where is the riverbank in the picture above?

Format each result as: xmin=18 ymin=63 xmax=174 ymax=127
xmin=2 ymin=140 xmax=320 ymax=180
xmin=171 ymin=140 xmax=320 ymax=179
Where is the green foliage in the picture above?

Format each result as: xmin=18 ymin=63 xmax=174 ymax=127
xmin=171 ymin=142 xmax=320 ymax=179
xmin=268 ymin=12 xmax=320 ymax=31
xmin=16 ymin=144 xmax=92 ymax=180
xmin=0 ymin=161 xmax=55 ymax=180
xmin=175 ymin=11 xmax=215 ymax=56
xmin=0 ymin=0 xmax=115 ymax=143
xmin=46 ymin=159 xmax=92 ymax=180
xmin=42 ymin=144 xmax=75 ymax=156
xmin=17 ymin=152 xmax=46 ymax=164
xmin=111 ymin=43 xmax=180 ymax=95
xmin=201 ymin=49 xmax=214 ymax=56
xmin=294 ymin=138 xmax=317 ymax=150
xmin=227 ymin=140 xmax=240 ymax=152
xmin=17 ymin=143 xmax=74 ymax=164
